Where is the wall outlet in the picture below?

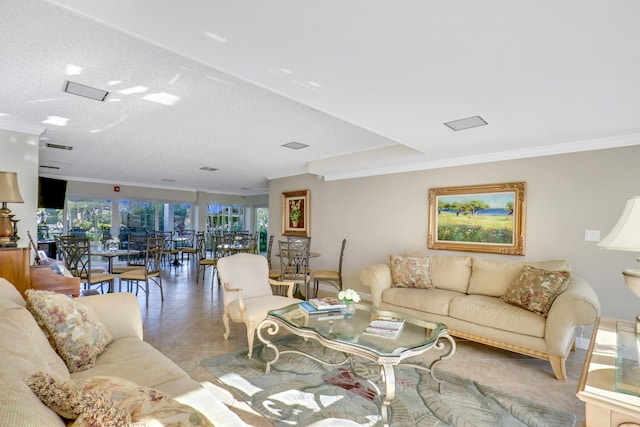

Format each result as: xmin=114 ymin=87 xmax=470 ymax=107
xmin=584 ymin=230 xmax=601 ymax=242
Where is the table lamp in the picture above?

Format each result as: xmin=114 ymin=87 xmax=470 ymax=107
xmin=0 ymin=171 xmax=24 ymax=247
xmin=597 ymin=196 xmax=640 ymax=329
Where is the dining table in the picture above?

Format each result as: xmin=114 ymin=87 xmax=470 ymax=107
xmin=91 ymin=249 xmax=139 ymax=274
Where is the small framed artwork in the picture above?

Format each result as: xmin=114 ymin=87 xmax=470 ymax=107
xmin=428 ymin=182 xmax=526 ymax=255
xmin=282 ymin=189 xmax=310 ymax=237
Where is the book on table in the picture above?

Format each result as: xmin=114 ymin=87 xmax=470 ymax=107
xmin=363 ymin=316 xmax=405 ymax=339
xmin=309 ymin=297 xmax=346 ymax=311
xmin=299 ymin=300 xmax=343 ymax=314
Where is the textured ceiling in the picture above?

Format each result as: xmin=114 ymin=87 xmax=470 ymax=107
xmin=1 ymin=0 xmax=639 ymax=195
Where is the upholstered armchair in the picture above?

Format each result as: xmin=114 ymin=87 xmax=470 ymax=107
xmin=217 ymin=253 xmax=301 ymax=358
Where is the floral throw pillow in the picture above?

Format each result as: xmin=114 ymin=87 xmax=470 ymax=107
xmin=26 ymin=372 xmax=130 ymax=425
xmin=25 ymin=290 xmax=113 ymax=373
xmin=389 ymin=255 xmax=433 ymax=289
xmin=27 ymin=373 xmax=214 ymax=427
xmin=501 ymin=266 xmax=571 ymax=317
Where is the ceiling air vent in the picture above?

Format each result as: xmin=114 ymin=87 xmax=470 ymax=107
xmin=199 ymin=167 xmax=218 ymax=172
xmin=46 ymin=142 xmax=73 ymax=151
xmin=63 ymin=80 xmax=109 ymax=102
xmin=282 ymin=141 xmax=309 ymax=150
xmin=444 ymin=116 xmax=488 ymax=131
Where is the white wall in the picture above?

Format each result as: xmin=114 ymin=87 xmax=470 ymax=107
xmin=269 ymin=145 xmax=640 ymax=325
xmin=0 ymin=128 xmax=40 ymax=253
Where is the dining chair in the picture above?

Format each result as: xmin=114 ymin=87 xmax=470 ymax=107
xmin=217 ymin=253 xmax=300 ymax=358
xmin=178 ymin=229 xmax=197 ymax=263
xmin=157 ymin=231 xmax=179 ymax=266
xmin=310 ymin=238 xmax=346 ymax=298
xmin=266 ymin=235 xmax=281 ymax=281
xmin=111 ymin=233 xmax=147 ymax=280
xmin=119 ymin=236 xmax=165 ymax=306
xmin=196 ymin=231 xmax=217 ymax=286
xmin=279 ymin=238 xmax=312 ymax=300
xmin=59 ymin=237 xmax=116 ymax=294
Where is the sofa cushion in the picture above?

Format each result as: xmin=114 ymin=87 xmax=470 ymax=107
xmin=0 ymin=299 xmax=70 ymax=427
xmin=405 ymin=252 xmax=473 ymax=292
xmin=25 ymin=290 xmax=113 ymax=373
xmin=27 ymin=372 xmax=214 ymax=427
xmin=501 ymin=266 xmax=571 ymax=317
xmin=430 ymin=256 xmax=472 ymax=293
xmin=0 ymin=278 xmax=27 ymax=307
xmin=382 ymin=288 xmax=461 ymax=316
xmin=449 ymin=294 xmax=546 ymax=337
xmin=70 ymin=337 xmax=191 ymax=391
xmin=467 ymin=258 xmax=570 ymax=297
xmin=389 ymin=254 xmax=433 ymax=288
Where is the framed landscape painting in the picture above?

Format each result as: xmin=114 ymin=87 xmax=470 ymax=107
xmin=282 ymin=189 xmax=310 ymax=237
xmin=428 ymin=182 xmax=526 ymax=255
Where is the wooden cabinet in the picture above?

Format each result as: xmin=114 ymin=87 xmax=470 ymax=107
xmin=0 ymin=246 xmax=80 ymax=297
xmin=0 ymin=247 xmax=30 ymax=295
xmin=577 ymin=317 xmax=640 ymax=426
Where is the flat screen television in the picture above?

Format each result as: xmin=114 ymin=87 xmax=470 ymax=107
xmin=38 ymin=177 xmax=67 ymax=209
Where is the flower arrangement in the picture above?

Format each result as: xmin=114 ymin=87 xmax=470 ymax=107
xmin=289 ymin=200 xmax=302 ymax=226
xmin=105 ymin=236 xmax=120 ymax=251
xmin=337 ymin=289 xmax=361 ymax=305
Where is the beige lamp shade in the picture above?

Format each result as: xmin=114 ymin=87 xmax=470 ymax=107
xmin=596 ymin=196 xmax=640 ymax=252
xmin=0 ymin=171 xmax=24 ymax=203
xmin=597 ymin=196 xmax=640 ymax=303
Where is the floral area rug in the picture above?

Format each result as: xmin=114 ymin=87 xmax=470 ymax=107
xmin=201 ymin=335 xmax=576 ymax=427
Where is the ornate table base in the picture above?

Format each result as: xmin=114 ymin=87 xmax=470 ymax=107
xmin=257 ymin=316 xmax=456 ymax=426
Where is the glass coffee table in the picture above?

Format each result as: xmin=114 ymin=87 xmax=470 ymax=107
xmin=256 ymin=302 xmax=456 ymax=426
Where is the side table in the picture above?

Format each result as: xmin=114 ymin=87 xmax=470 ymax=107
xmin=577 ymin=317 xmax=640 ymax=426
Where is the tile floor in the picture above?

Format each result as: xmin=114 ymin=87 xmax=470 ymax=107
xmin=106 ymin=258 xmax=587 ymax=426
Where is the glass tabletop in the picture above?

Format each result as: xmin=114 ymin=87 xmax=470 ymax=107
xmin=268 ymin=302 xmax=447 ymax=358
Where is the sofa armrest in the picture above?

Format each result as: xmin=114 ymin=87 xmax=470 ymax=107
xmin=545 ymin=274 xmax=601 ymax=355
xmin=360 ymin=264 xmax=393 ymax=307
xmin=76 ymin=292 xmax=144 ymax=340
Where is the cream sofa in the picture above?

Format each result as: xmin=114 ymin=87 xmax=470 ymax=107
xmin=361 ymin=255 xmax=601 ymax=381
xmin=0 ymin=278 xmax=253 ymax=426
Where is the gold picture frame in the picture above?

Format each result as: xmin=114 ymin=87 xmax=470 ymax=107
xmin=282 ymin=189 xmax=310 ymax=237
xmin=428 ymin=182 xmax=526 ymax=255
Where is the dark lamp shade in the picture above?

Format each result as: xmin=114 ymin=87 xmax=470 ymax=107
xmin=0 ymin=171 xmax=24 ymax=203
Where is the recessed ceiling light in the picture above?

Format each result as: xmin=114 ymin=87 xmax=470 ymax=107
xmin=42 ymin=116 xmax=70 ymax=126
xmin=46 ymin=143 xmax=73 ymax=151
xmin=199 ymin=167 xmax=218 ymax=172
xmin=40 ymin=165 xmax=60 ymax=170
xmin=204 ymin=31 xmax=228 ymax=43
xmin=282 ymin=142 xmax=309 ymax=150
xmin=118 ymin=86 xmax=148 ymax=95
xmin=142 ymin=92 xmax=180 ymax=106
xmin=63 ymin=80 xmax=109 ymax=102
xmin=444 ymin=116 xmax=488 ymax=131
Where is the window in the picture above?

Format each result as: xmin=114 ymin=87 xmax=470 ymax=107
xmin=37 ymin=208 xmax=64 ymax=241
xmin=65 ymin=197 xmax=113 ymax=246
xmin=207 ymin=204 xmax=245 ymax=234
xmin=119 ymin=200 xmax=158 ymax=241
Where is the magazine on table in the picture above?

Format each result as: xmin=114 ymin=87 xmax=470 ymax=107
xmin=363 ymin=316 xmax=405 ymax=339
xmin=309 ymin=297 xmax=346 ymax=311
